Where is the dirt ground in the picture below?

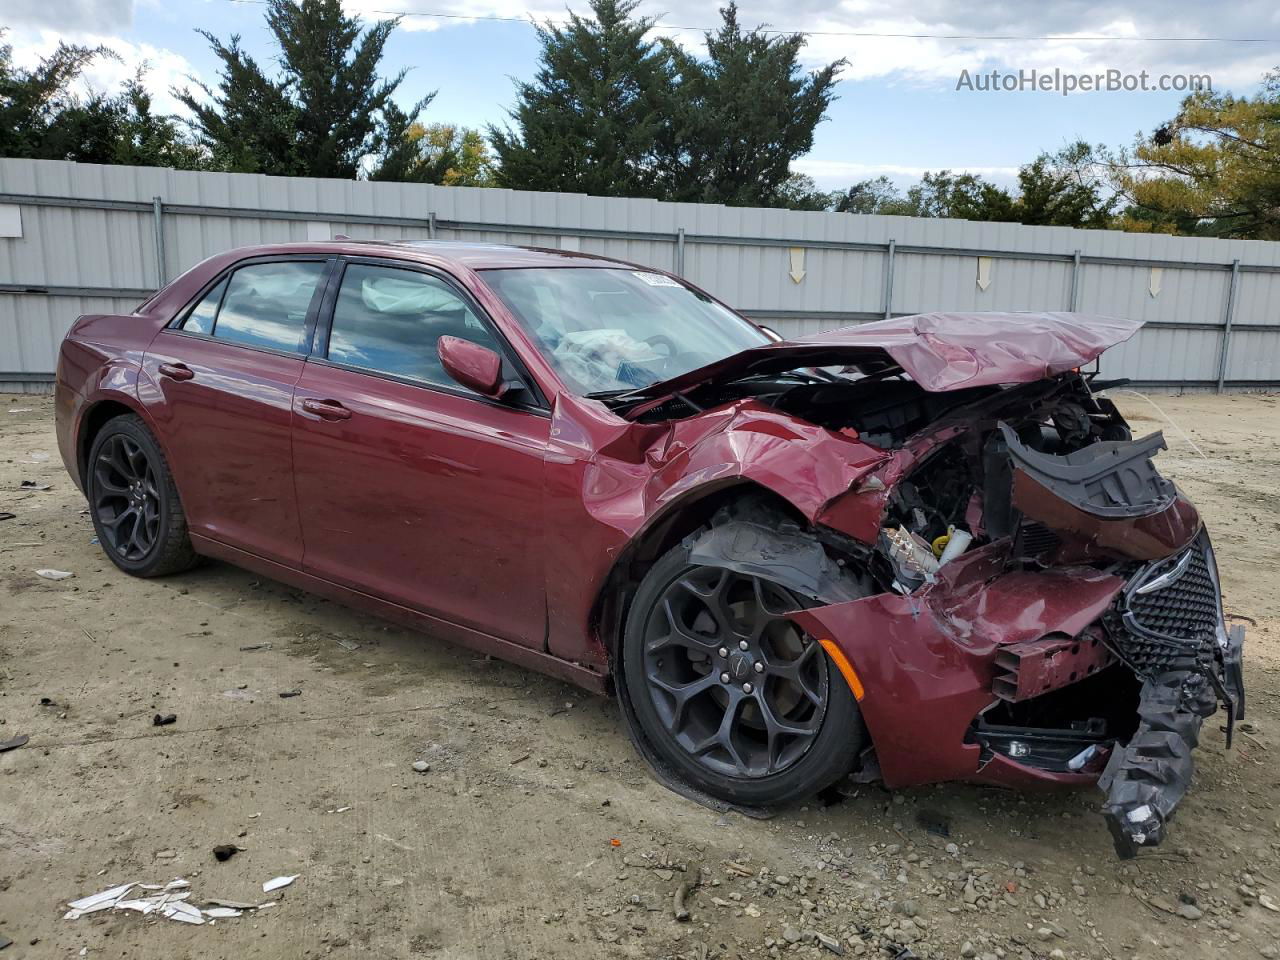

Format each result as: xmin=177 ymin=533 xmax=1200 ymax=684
xmin=1 ymin=391 xmax=1278 ymax=960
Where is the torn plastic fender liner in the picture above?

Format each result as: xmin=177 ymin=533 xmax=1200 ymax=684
xmin=789 ymin=550 xmax=1127 ymax=789
xmin=999 ymin=423 xmax=1202 ymax=562
xmin=1098 ymin=670 xmax=1218 ymax=858
xmin=1100 ymin=622 xmax=1246 ymax=858
xmin=685 ymin=520 xmax=866 ymax=605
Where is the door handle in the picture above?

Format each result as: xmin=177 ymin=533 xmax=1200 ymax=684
xmin=300 ymin=398 xmax=352 ymax=421
xmin=158 ymin=362 xmax=194 ymax=382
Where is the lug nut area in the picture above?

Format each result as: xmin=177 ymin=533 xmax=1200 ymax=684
xmin=742 ymin=682 xmax=754 ymax=694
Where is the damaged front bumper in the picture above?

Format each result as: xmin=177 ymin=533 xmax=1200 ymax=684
xmin=792 ymin=424 xmax=1245 ymax=857
xmin=1098 ymin=533 xmax=1246 ymax=857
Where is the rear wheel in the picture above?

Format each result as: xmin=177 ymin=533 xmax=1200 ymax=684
xmin=621 ymin=537 xmax=863 ymax=806
xmin=87 ymin=414 xmax=198 ymax=577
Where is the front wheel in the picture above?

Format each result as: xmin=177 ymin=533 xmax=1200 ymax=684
xmin=620 ymin=538 xmax=864 ymax=807
xmin=87 ymin=414 xmax=198 ymax=577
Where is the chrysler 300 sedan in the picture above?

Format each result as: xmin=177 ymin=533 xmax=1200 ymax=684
xmin=55 ymin=240 xmax=1245 ymax=856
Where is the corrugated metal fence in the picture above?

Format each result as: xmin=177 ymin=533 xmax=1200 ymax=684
xmin=2 ymin=157 xmax=1279 ymax=393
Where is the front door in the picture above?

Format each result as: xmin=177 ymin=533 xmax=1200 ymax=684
xmin=142 ymin=257 xmax=329 ymax=566
xmin=290 ymin=260 xmax=550 ymax=649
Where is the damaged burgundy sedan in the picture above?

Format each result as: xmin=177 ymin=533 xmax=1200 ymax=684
xmin=54 ymin=241 xmax=1245 ymax=857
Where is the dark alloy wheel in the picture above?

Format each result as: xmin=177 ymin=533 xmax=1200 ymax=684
xmin=622 ymin=535 xmax=863 ymax=806
xmin=93 ymin=433 xmax=162 ymax=562
xmin=87 ymin=415 xmax=198 ymax=577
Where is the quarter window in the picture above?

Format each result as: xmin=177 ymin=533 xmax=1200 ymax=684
xmin=179 ymin=277 xmax=226 ymax=335
xmin=326 ymin=264 xmax=500 ymax=389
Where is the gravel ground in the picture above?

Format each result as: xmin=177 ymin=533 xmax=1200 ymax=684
xmin=1 ymin=391 xmax=1278 ymax=960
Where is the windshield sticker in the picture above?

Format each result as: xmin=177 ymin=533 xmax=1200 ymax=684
xmin=632 ymin=271 xmax=682 ymax=288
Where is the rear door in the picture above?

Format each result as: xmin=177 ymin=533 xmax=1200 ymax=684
xmin=290 ymin=258 xmax=550 ymax=649
xmin=143 ymin=257 xmax=331 ymax=566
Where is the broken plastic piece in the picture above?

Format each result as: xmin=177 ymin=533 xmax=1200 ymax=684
xmin=153 ymin=713 xmax=177 ymax=726
xmin=0 ymin=734 xmax=29 ymax=752
xmin=35 ymin=569 xmax=73 ymax=580
xmin=203 ymin=907 xmax=243 ymax=919
xmin=262 ymin=875 xmax=296 ymax=893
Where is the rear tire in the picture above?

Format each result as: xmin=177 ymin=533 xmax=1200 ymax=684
xmin=87 ymin=414 xmax=198 ymax=577
xmin=621 ymin=536 xmax=863 ymax=807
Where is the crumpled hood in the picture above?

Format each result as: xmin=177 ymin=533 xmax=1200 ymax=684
xmin=619 ymin=312 xmax=1143 ymax=409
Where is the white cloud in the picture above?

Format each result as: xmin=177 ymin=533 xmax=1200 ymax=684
xmin=7 ymin=27 xmax=199 ymax=117
xmin=793 ymin=158 xmax=1021 ymax=190
xmin=397 ymin=0 xmax=1280 ymax=92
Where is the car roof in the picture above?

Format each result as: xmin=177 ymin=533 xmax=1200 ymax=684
xmin=226 ymin=239 xmax=636 ymax=270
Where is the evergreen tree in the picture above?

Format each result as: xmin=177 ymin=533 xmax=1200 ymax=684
xmin=489 ymin=0 xmax=674 ymax=197
xmin=176 ymin=0 xmax=428 ymax=178
xmin=657 ymin=3 xmax=844 ymax=206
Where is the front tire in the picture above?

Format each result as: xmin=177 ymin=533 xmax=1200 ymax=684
xmin=621 ymin=537 xmax=863 ymax=807
xmin=87 ymin=414 xmax=198 ymax=577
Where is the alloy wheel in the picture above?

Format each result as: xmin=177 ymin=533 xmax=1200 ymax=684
xmin=93 ymin=434 xmax=161 ymax=562
xmin=641 ymin=567 xmax=829 ymax=779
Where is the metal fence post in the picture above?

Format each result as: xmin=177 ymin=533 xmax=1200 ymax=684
xmin=1216 ymin=258 xmax=1241 ymax=393
xmin=675 ymin=227 xmax=686 ymax=276
xmin=152 ymin=196 xmax=166 ymax=287
xmin=1069 ymin=249 xmax=1081 ymax=310
xmin=882 ymin=239 xmax=896 ymax=320
xmin=428 ymin=211 xmax=437 ymax=240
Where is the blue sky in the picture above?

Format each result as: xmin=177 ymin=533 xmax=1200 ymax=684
xmin=8 ymin=0 xmax=1280 ymax=190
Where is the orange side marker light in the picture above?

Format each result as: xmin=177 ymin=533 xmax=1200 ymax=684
xmin=818 ymin=638 xmax=865 ymax=701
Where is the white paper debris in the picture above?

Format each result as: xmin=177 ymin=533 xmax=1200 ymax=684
xmin=67 ymin=882 xmax=137 ymax=913
xmin=36 ymin=569 xmax=74 ymax=580
xmin=262 ymin=875 xmax=296 ymax=893
xmin=66 ymin=877 xmax=272 ymax=926
xmin=162 ymin=901 xmax=206 ymax=924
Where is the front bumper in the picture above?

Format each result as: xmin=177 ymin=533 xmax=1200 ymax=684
xmin=790 ymin=533 xmax=1244 ymax=856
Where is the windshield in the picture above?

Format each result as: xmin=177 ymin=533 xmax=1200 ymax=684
xmin=480 ymin=267 xmax=771 ymax=395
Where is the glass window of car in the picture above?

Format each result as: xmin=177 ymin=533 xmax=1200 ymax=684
xmin=206 ymin=261 xmax=326 ymax=353
xmin=480 ymin=267 xmax=770 ymax=395
xmin=326 ymin=263 xmax=500 ymax=389
xmin=179 ymin=277 xmax=227 ymax=335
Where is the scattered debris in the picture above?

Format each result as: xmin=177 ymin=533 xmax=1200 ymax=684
xmin=332 ymin=636 xmax=360 ymax=651
xmin=19 ymin=452 xmax=49 ymax=463
xmin=239 ymin=642 xmax=272 ymax=652
xmin=0 ymin=512 xmax=14 ymax=521
xmin=152 ymin=713 xmax=177 ymax=726
xmin=278 ymin=689 xmax=302 ymax=698
xmin=0 ymin=934 xmax=12 ymax=949
xmin=673 ymin=861 xmax=702 ymax=921
xmin=35 ymin=569 xmax=73 ymax=580
xmin=7 ymin=407 xmax=34 ymax=413
xmin=222 ymin=688 xmax=255 ymax=702
xmin=211 ymin=845 xmax=241 ymax=862
xmin=0 ymin=734 xmax=29 ymax=752
xmin=262 ymin=875 xmax=296 ymax=893
xmin=411 ymin=760 xmax=430 ymax=773
xmin=64 ymin=878 xmax=272 ymax=926
xmin=19 ymin=480 xmax=51 ymax=491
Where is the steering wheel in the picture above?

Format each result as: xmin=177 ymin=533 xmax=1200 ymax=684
xmin=644 ymin=334 xmax=678 ymax=358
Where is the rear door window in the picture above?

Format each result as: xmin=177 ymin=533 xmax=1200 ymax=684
xmin=197 ymin=261 xmax=326 ymax=353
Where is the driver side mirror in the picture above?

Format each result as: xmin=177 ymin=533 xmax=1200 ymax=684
xmin=438 ymin=335 xmax=508 ymax=399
